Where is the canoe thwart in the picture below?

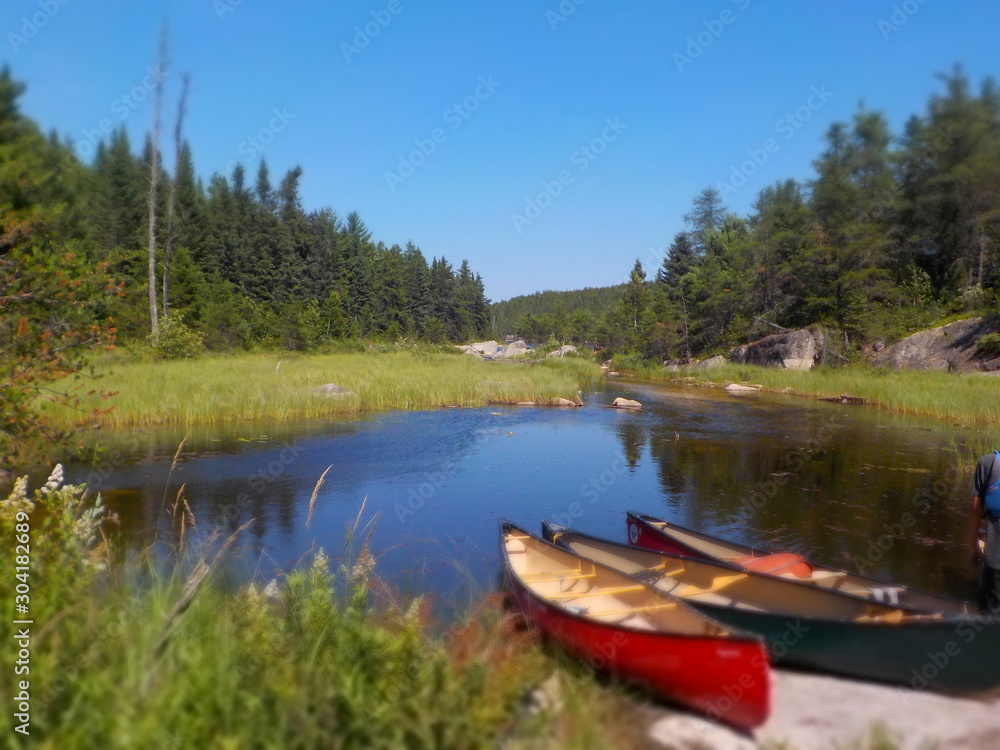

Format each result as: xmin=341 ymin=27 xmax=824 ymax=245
xmin=675 ymin=573 xmax=748 ymax=598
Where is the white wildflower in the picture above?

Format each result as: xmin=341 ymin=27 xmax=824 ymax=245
xmin=1 ymin=475 xmax=34 ymax=521
xmin=42 ymin=463 xmax=65 ymax=493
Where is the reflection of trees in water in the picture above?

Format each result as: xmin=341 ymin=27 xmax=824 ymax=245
xmin=100 ymin=411 xmax=510 ymax=552
xmin=613 ymin=417 xmax=647 ymax=469
xmin=637 ymin=412 xmax=972 ymax=596
xmin=103 ymin=474 xmax=303 ymax=550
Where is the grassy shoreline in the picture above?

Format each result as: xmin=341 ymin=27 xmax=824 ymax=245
xmin=609 ymin=361 xmax=1000 ymax=468
xmin=614 ymin=361 xmax=1000 ymax=424
xmin=45 ymin=351 xmax=600 ymax=429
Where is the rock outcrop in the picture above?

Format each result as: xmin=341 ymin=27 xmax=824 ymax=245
xmin=872 ymin=317 xmax=1000 ymax=372
xmin=494 ymin=340 xmax=529 ymax=360
xmin=458 ymin=340 xmax=501 ymax=358
xmin=730 ymin=328 xmax=826 ymax=370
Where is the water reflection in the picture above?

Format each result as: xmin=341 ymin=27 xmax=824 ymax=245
xmin=67 ymin=382 xmax=981 ymax=605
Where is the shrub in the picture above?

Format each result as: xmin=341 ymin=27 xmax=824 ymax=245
xmin=154 ymin=314 xmax=205 ymax=359
xmin=979 ymin=333 xmax=1000 ymax=356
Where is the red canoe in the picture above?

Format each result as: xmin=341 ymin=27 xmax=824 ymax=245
xmin=500 ymin=521 xmax=770 ymax=731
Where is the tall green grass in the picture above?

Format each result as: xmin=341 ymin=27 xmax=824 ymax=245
xmin=0 ymin=468 xmax=637 ymax=750
xmin=618 ymin=361 xmax=1000 ymax=426
xmin=44 ymin=351 xmax=600 ymax=429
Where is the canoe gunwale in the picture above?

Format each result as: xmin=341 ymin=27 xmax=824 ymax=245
xmin=626 ymin=511 xmax=974 ymax=615
xmin=501 ymin=521 xmax=746 ymax=641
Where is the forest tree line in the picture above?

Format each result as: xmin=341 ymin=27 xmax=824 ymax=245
xmin=2 ymin=67 xmax=491 ymax=361
xmin=501 ymin=69 xmax=1000 ymax=361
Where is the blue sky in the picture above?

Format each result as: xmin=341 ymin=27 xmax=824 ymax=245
xmin=5 ymin=0 xmax=999 ymax=301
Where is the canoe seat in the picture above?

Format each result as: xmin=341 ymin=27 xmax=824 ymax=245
xmin=855 ymin=608 xmax=906 ymax=624
xmin=521 ymin=571 xmax=597 ymax=584
xmin=674 ymin=573 xmax=747 ymax=598
xmin=734 ymin=553 xmax=812 ymax=579
xmin=549 ymin=584 xmax=646 ymax=599
xmin=807 ymin=570 xmax=848 ymax=581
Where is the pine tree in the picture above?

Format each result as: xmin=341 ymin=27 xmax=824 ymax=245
xmin=657 ymin=233 xmax=697 ymax=358
xmin=684 ymin=187 xmax=727 ymax=252
xmin=403 ymin=242 xmax=432 ymax=335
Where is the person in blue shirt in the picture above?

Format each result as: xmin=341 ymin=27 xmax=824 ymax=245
xmin=972 ymin=452 xmax=1000 ymax=612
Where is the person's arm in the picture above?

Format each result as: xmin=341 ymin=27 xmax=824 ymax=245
xmin=972 ymin=493 xmax=985 ymax=566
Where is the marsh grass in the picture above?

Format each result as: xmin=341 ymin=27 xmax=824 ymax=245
xmin=620 ymin=362 xmax=1000 ymax=426
xmin=44 ymin=351 xmax=600 ymax=429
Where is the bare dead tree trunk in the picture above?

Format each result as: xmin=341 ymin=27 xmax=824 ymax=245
xmin=147 ymin=27 xmax=168 ymax=343
xmin=976 ymin=227 xmax=986 ymax=289
xmin=163 ymin=74 xmax=190 ymax=318
xmin=680 ymin=296 xmax=691 ymax=360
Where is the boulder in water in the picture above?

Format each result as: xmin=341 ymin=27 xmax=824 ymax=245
xmin=612 ymin=397 xmax=641 ymax=410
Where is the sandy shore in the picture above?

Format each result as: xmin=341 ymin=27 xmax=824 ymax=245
xmin=646 ymin=669 xmax=999 ymax=749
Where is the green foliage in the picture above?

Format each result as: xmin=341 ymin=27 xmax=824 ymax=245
xmin=152 ymin=314 xmax=204 ymax=359
xmin=0 ymin=470 xmax=562 ymax=749
xmin=978 ymin=332 xmax=1000 ymax=355
xmin=598 ymin=69 xmax=1000 ymax=363
xmin=0 ymin=69 xmax=115 ymax=470
xmin=493 ymin=284 xmax=626 ymax=339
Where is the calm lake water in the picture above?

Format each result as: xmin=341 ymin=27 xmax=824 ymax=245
xmin=66 ymin=381 xmax=982 ymax=608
